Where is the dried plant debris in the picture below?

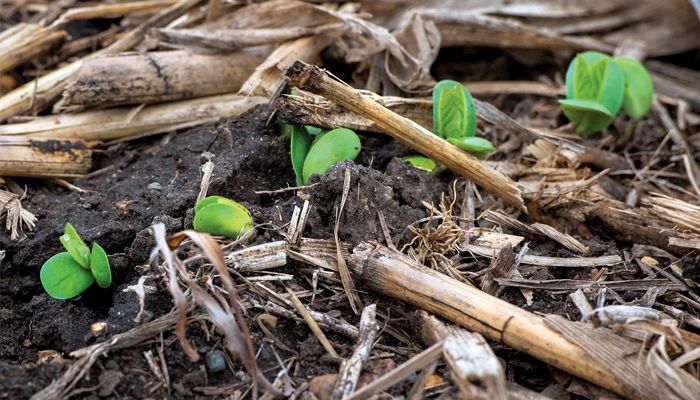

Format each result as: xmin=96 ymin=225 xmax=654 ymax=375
xmin=0 ymin=188 xmax=36 ymax=241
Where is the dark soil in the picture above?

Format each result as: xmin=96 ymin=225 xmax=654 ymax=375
xmin=0 ymin=105 xmax=458 ymax=398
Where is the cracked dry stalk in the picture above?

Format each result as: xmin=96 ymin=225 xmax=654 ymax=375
xmin=331 ymin=304 xmax=379 ymax=400
xmin=285 ymin=61 xmax=525 ymax=211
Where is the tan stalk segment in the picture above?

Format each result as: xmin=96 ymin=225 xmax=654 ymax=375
xmin=0 ymin=136 xmax=91 ymax=178
xmin=286 ymin=61 xmax=525 ymax=211
xmin=348 ymin=243 xmax=676 ymax=400
xmin=63 ymin=50 xmax=266 ymax=108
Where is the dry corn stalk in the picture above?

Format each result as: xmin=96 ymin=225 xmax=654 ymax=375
xmin=62 ymin=50 xmax=267 ymax=108
xmin=0 ymin=136 xmax=92 ymax=178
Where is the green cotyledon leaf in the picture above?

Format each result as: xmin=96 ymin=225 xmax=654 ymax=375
xmin=90 ymin=243 xmax=112 ymax=288
xmin=290 ymin=126 xmax=311 ymax=186
xmin=614 ymin=56 xmax=654 ymax=118
xmin=432 ymin=80 xmax=477 ymax=139
xmin=60 ymin=223 xmax=91 ymax=269
xmin=195 ymin=195 xmax=242 ymax=214
xmin=571 ymin=54 xmax=597 ymax=100
xmin=40 ymin=252 xmax=95 ymax=300
xmin=589 ymin=57 xmax=624 ymax=116
xmin=193 ymin=201 xmax=254 ymax=239
xmin=559 ymin=99 xmax=615 ymax=134
xmin=302 ymin=128 xmax=361 ymax=184
xmin=446 ymin=136 xmax=495 ymax=159
xmin=402 ymin=155 xmax=437 ymax=172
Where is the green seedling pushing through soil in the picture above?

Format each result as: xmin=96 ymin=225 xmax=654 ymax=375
xmin=193 ymin=195 xmax=254 ymax=239
xmin=433 ymin=80 xmax=495 ymax=158
xmin=401 ymin=155 xmax=437 ymax=172
xmin=40 ymin=223 xmax=112 ymax=300
xmin=404 ymin=80 xmax=494 ymax=171
xmin=287 ymin=125 xmax=361 ymax=185
xmin=560 ymin=51 xmax=654 ymax=135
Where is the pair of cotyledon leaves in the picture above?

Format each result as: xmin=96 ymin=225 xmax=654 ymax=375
xmin=289 ymin=126 xmax=361 ymax=186
xmin=192 ymin=195 xmax=253 ymax=239
xmin=40 ymin=223 xmax=112 ymax=300
xmin=560 ymin=51 xmax=654 ymax=134
xmin=404 ymin=80 xmax=495 ymax=171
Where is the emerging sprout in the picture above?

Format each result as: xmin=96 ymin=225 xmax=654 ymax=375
xmin=402 ymin=155 xmax=437 ymax=172
xmin=433 ymin=80 xmax=477 ymax=140
xmin=302 ymin=128 xmax=361 ymax=184
xmin=290 ymin=125 xmax=311 ymax=186
xmin=432 ymin=80 xmax=494 ymax=158
xmin=560 ymin=51 xmax=654 ymax=134
xmin=288 ymin=127 xmax=361 ymax=185
xmin=60 ymin=222 xmax=91 ymax=268
xmin=445 ymin=137 xmax=495 ymax=159
xmin=40 ymin=224 xmax=112 ymax=299
xmin=89 ymin=243 xmax=112 ymax=288
xmin=560 ymin=51 xmax=624 ymax=134
xmin=193 ymin=196 xmax=254 ymax=239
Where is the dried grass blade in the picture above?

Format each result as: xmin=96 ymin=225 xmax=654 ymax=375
xmin=151 ymin=223 xmax=199 ymax=361
xmin=287 ymin=287 xmax=339 ymax=358
xmin=335 ymin=168 xmax=363 ymax=314
xmin=168 ymin=230 xmax=280 ymax=398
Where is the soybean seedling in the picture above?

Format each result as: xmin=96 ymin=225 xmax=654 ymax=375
xmin=432 ymin=80 xmax=495 ymax=159
xmin=401 ymin=155 xmax=437 ymax=172
xmin=193 ymin=196 xmax=254 ymax=239
xmin=559 ymin=51 xmax=654 ymax=135
xmin=40 ymin=223 xmax=112 ymax=300
xmin=289 ymin=127 xmax=361 ymax=185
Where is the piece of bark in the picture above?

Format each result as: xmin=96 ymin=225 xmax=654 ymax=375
xmin=348 ymin=242 xmax=693 ymax=400
xmin=63 ymin=50 xmax=266 ymax=108
xmin=331 ymin=304 xmax=379 ymax=400
xmin=414 ymin=312 xmax=547 ymax=400
xmin=286 ymin=61 xmax=525 ymax=211
xmin=442 ymin=330 xmax=508 ymax=400
xmin=0 ymin=136 xmax=91 ymax=178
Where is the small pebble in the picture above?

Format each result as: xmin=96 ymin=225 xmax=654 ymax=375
xmin=205 ymin=350 xmax=226 ymax=373
xmin=147 ymin=182 xmax=162 ymax=190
